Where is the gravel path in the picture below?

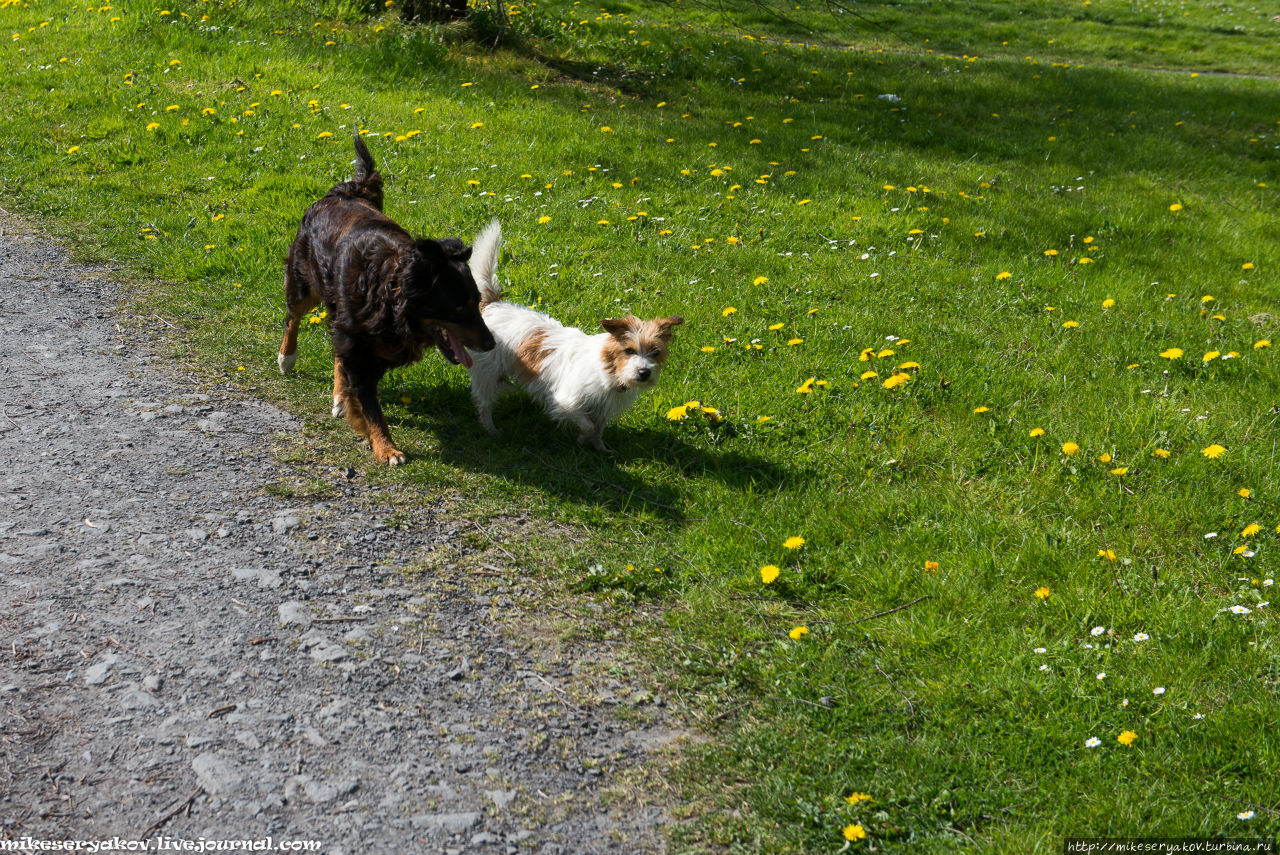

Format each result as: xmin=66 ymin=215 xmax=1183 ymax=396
xmin=0 ymin=214 xmax=674 ymax=853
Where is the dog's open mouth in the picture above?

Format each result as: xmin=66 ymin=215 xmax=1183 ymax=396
xmin=432 ymin=327 xmax=475 ymax=369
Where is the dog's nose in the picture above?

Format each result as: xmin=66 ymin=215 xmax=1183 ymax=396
xmin=637 ymin=367 xmax=651 ymax=381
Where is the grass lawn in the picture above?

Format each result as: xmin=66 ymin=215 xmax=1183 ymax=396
xmin=2 ymin=0 xmax=1278 ymax=850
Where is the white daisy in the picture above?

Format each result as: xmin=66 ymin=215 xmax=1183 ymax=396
xmin=1153 ymin=687 xmax=1166 ymax=695
xmin=1034 ymin=647 xmax=1047 ymax=654
xmin=1230 ymin=605 xmax=1253 ymax=615
xmin=1097 ymin=672 xmax=1107 ymax=680
xmin=1039 ymin=664 xmax=1050 ymax=672
xmin=1238 ymin=810 xmax=1255 ymax=820
xmin=1091 ymin=626 xmax=1105 ymax=637
xmin=1085 ymin=737 xmax=1101 ymax=748
xmin=1133 ymin=632 xmax=1150 ymax=642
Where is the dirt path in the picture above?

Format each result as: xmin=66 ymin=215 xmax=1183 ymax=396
xmin=0 ymin=214 xmax=673 ymax=853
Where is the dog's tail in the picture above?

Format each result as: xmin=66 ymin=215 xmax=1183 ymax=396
xmin=469 ymin=219 xmax=503 ymax=305
xmin=349 ymin=131 xmax=384 ymax=208
xmin=352 ymin=132 xmax=377 ymax=181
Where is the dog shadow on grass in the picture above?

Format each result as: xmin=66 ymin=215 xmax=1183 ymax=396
xmin=393 ymin=385 xmax=798 ymax=523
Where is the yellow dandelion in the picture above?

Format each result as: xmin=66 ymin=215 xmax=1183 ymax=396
xmin=860 ymin=370 xmax=878 ymax=380
xmin=1254 ymin=340 xmax=1270 ymax=349
xmin=1202 ymin=444 xmax=1226 ymax=459
xmin=538 ymin=216 xmax=551 ymax=224
xmin=974 ymin=406 xmax=990 ymax=414
xmin=996 ymin=271 xmax=1012 ymax=280
xmin=1152 ymin=448 xmax=1170 ymax=458
xmin=1110 ymin=467 xmax=1128 ymax=476
xmin=924 ymin=561 xmax=939 ymax=572
xmin=700 ymin=346 xmax=716 ymax=353
xmin=1242 ymin=262 xmax=1255 ymax=270
xmin=1117 ymin=730 xmax=1137 ymax=746
xmin=783 ymin=536 xmax=805 ymax=550
xmin=787 ymin=338 xmax=803 ymax=346
xmin=1159 ymin=348 xmax=1183 ymax=360
xmin=1098 ymin=549 xmax=1116 ymax=562
xmin=1062 ymin=320 xmax=1080 ymax=329
xmin=1044 ymin=249 xmax=1059 ymax=257
xmin=1242 ymin=524 xmax=1263 ymax=538
xmin=882 ymin=373 xmax=908 ymax=389
xmin=1202 ymin=351 xmax=1220 ymax=363
xmin=897 ymin=361 xmax=920 ymax=370
xmin=760 ymin=565 xmax=781 ymax=584
xmin=1062 ymin=441 xmax=1080 ymax=456
xmin=1102 ymin=298 xmax=1115 ymax=308
xmin=723 ymin=306 xmax=737 ymax=317
xmin=788 ymin=626 xmax=809 ymax=640
xmin=843 ymin=825 xmax=867 ymax=842
xmin=1169 ymin=203 xmax=1183 ymax=212
xmin=666 ymin=405 xmax=689 ymax=421
xmin=1099 ymin=453 xmax=1112 ymax=464
xmin=1030 ymin=427 xmax=1046 ymax=437
xmin=753 ymin=276 xmax=769 ymax=286
xmin=1034 ymin=586 xmax=1050 ymax=599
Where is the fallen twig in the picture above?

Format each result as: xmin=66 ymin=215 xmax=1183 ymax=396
xmin=139 ymin=788 xmax=201 ymax=838
xmin=853 ymin=595 xmax=930 ymax=625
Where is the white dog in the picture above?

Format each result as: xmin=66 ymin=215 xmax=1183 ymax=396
xmin=465 ymin=220 xmax=683 ymax=451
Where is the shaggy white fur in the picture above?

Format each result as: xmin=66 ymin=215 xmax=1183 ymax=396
xmin=466 ymin=220 xmax=682 ymax=452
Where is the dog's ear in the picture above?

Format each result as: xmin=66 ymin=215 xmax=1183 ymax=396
xmin=602 ymin=316 xmax=640 ymax=337
xmin=420 ymin=238 xmax=472 ymax=263
xmin=656 ymin=315 xmax=684 ymax=338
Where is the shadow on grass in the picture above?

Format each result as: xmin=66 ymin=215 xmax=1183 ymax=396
xmin=393 ymin=384 xmax=798 ymax=522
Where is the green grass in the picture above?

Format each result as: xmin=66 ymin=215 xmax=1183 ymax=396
xmin=3 ymin=0 xmax=1279 ymax=850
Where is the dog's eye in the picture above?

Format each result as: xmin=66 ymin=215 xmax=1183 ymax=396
xmin=624 ymin=347 xmax=637 ymax=356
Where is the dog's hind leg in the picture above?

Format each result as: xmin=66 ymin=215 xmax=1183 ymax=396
xmin=278 ymin=262 xmax=319 ymax=375
xmin=332 ymin=357 xmax=349 ymax=418
xmin=469 ymin=365 xmax=502 ymax=435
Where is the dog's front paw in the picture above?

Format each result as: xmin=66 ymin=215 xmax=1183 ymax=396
xmin=278 ymin=351 xmax=297 ymax=376
xmin=374 ymin=445 xmax=407 ymax=466
xmin=578 ymin=432 xmax=612 ymax=454
xmin=332 ymin=396 xmax=345 ymax=418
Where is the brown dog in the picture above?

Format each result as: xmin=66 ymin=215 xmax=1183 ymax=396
xmin=278 ymin=133 xmax=495 ymax=465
